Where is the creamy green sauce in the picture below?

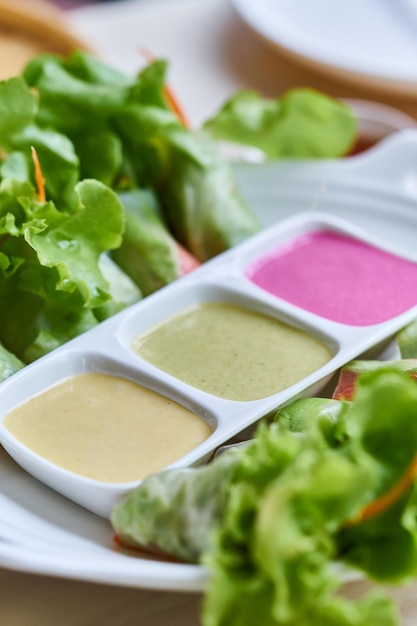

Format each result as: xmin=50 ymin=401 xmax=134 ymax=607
xmin=132 ymin=302 xmax=333 ymax=401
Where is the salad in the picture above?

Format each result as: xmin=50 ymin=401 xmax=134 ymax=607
xmin=3 ymin=48 xmax=400 ymax=625
xmin=0 ymin=49 xmax=356 ymax=376
xmin=112 ymin=341 xmax=417 ymax=626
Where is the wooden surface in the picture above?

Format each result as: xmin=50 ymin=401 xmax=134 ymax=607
xmin=0 ymin=0 xmax=87 ymax=79
xmin=2 ymin=1 xmax=417 ymax=624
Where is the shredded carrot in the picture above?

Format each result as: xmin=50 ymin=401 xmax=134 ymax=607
xmin=138 ymin=47 xmax=190 ymax=128
xmin=162 ymin=86 xmax=190 ymax=128
xmin=346 ymin=453 xmax=417 ymax=527
xmin=31 ymin=146 xmax=46 ymax=203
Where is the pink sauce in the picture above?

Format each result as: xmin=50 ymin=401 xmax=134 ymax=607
xmin=246 ymin=230 xmax=417 ymax=326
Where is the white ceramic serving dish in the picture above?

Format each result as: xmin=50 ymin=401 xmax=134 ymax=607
xmin=2 ymin=202 xmax=417 ymax=518
xmin=1 ymin=130 xmax=417 ymax=590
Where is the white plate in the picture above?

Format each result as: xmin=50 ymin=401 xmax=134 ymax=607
xmin=1 ymin=130 xmax=417 ymax=590
xmin=232 ymin=0 xmax=417 ymax=98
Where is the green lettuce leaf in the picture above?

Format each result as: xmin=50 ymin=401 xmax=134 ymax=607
xmin=23 ymin=179 xmax=124 ymax=307
xmin=203 ymin=88 xmax=357 ymax=159
xmin=274 ymin=396 xmax=343 ymax=441
xmin=0 ymin=77 xmax=37 ymax=147
xmin=8 ymin=124 xmax=79 ymax=210
xmin=93 ymin=254 xmax=142 ymax=321
xmin=396 ymin=319 xmax=417 ymax=358
xmin=0 ymin=342 xmax=24 ymax=382
xmin=155 ymin=129 xmax=260 ymax=261
xmin=111 ymin=188 xmax=186 ymax=295
xmin=22 ymin=51 xmax=132 ymax=134
xmin=335 ymin=369 xmax=417 ymax=581
xmin=0 ymin=178 xmax=134 ymax=362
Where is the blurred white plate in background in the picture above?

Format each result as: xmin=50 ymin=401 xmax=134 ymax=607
xmin=233 ymin=0 xmax=417 ymax=97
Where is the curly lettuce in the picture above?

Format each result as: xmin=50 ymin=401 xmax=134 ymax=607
xmin=203 ymin=88 xmax=357 ymax=159
xmin=112 ymin=368 xmax=417 ymax=626
xmin=0 ymin=177 xmax=140 ymax=362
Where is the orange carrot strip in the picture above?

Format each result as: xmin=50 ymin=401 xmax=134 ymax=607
xmin=139 ymin=47 xmax=190 ymax=128
xmin=162 ymin=85 xmax=190 ymax=129
xmin=31 ymin=146 xmax=46 ymax=203
xmin=346 ymin=453 xmax=417 ymax=527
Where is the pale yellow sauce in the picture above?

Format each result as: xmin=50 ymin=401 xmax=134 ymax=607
xmin=3 ymin=372 xmax=211 ymax=483
xmin=132 ymin=302 xmax=333 ymax=401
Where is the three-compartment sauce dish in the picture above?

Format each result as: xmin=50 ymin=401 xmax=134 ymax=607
xmin=1 ymin=210 xmax=417 ymax=518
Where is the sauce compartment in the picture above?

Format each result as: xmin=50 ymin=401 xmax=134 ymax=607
xmin=2 ymin=211 xmax=417 ymax=519
xmin=0 ymin=350 xmax=217 ymax=517
xmin=245 ymin=228 xmax=417 ymax=326
xmin=119 ymin=284 xmax=336 ymax=402
xmin=236 ymin=212 xmax=417 ymax=327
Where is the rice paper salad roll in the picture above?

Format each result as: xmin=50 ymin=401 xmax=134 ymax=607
xmin=111 ymin=188 xmax=200 ymax=296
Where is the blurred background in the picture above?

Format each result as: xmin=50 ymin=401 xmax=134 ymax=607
xmin=1 ymin=0 xmax=417 ymax=151
xmin=52 ymin=0 xmax=122 ymax=6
